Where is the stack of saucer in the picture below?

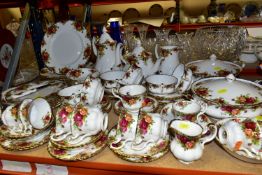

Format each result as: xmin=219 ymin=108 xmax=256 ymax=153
xmin=48 ymin=103 xmax=108 ymax=161
xmin=0 ymin=98 xmax=54 ymax=151
xmin=108 ymin=84 xmax=169 ymax=163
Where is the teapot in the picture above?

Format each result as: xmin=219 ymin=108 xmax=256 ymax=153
xmin=93 ymin=26 xmax=123 ymax=73
xmin=130 ymin=39 xmax=163 ymax=78
xmin=169 ymin=120 xmax=217 ymax=164
xmin=155 ymin=44 xmax=180 ymax=75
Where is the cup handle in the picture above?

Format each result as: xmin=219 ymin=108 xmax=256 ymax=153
xmin=112 ymin=88 xmax=121 ymax=100
xmin=67 ymin=132 xmax=94 ymax=145
xmin=200 ymin=123 xmax=217 ymax=147
xmin=101 ymin=113 xmax=108 ymax=131
xmin=50 ymin=132 xmax=71 ymax=142
xmin=131 ymin=139 xmax=154 ymax=151
xmin=110 ymin=138 xmax=133 ymax=150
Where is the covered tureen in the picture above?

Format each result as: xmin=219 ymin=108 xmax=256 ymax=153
xmin=186 ymin=54 xmax=244 ymax=78
xmin=191 ymin=74 xmax=262 ymax=119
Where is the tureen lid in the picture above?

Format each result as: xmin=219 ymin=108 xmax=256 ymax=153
xmin=99 ymin=26 xmax=114 ymax=44
xmin=186 ymin=54 xmax=242 ymax=77
xmin=192 ymin=74 xmax=262 ymax=106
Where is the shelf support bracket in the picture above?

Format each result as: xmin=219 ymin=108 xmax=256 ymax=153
xmin=3 ymin=3 xmax=30 ymax=91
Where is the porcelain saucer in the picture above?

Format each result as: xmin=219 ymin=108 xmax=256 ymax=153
xmin=113 ymin=97 xmax=158 ymax=115
xmin=48 ymin=130 xmax=108 ymax=161
xmin=0 ymin=112 xmax=55 ymax=139
xmin=50 ymin=131 xmax=104 ymax=149
xmin=108 ymin=126 xmax=169 ymax=163
xmin=0 ymin=128 xmax=51 ymax=151
xmin=148 ymin=92 xmax=182 ymax=104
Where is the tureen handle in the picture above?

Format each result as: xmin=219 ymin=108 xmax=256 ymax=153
xmin=233 ymin=60 xmax=245 ymax=69
xmin=226 ymin=74 xmax=236 ymax=82
xmin=209 ymin=54 xmax=217 ymax=61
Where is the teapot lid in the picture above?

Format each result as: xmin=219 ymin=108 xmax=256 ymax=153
xmin=99 ymin=26 xmax=114 ymax=44
xmin=186 ymin=54 xmax=242 ymax=78
xmin=192 ymin=74 xmax=262 ymax=106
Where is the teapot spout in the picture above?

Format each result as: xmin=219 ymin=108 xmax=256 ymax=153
xmin=115 ymin=43 xmax=123 ymax=67
xmin=152 ymin=58 xmax=163 ymax=73
xmin=92 ymin=36 xmax=98 ymax=56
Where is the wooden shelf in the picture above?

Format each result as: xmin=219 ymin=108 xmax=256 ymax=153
xmin=92 ymin=0 xmax=172 ymax=6
xmin=0 ymin=0 xmax=26 ymax=8
xmin=1 ymin=101 xmax=262 ymax=175
xmin=165 ymin=22 xmax=262 ymax=31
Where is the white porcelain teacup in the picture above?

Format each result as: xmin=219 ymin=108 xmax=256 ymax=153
xmin=110 ymin=110 xmax=139 ymax=149
xmin=50 ymin=103 xmax=75 ymax=142
xmin=146 ymin=74 xmax=177 ymax=94
xmin=18 ymin=99 xmax=33 ymax=133
xmin=58 ymin=84 xmax=83 ymax=105
xmin=172 ymin=99 xmax=207 ymax=122
xmin=1 ymin=104 xmax=23 ymax=132
xmin=28 ymin=98 xmax=52 ymax=130
xmin=216 ymin=118 xmax=262 ymax=159
xmin=112 ymin=84 xmax=146 ymax=112
xmin=132 ymin=112 xmax=168 ymax=150
xmin=66 ymin=68 xmax=99 ymax=83
xmin=70 ymin=103 xmax=108 ymax=144
xmin=100 ymin=70 xmax=125 ymax=89
xmin=119 ymin=65 xmax=143 ymax=85
xmin=82 ymin=77 xmax=104 ymax=105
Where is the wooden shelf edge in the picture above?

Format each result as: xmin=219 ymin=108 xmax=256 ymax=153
xmin=0 ymin=152 xmax=242 ymax=175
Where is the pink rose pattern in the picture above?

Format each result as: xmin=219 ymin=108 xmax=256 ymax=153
xmin=176 ymin=133 xmax=196 ymax=149
xmin=57 ymin=105 xmax=74 ymax=126
xmin=73 ymin=105 xmax=88 ymax=129
xmin=139 ymin=114 xmax=153 ymax=135
xmin=119 ymin=113 xmax=133 ymax=133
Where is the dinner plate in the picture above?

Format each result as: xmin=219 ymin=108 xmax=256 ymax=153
xmin=41 ymin=20 xmax=91 ymax=74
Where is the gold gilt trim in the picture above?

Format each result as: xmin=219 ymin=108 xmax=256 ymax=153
xmin=0 ymin=132 xmax=50 ymax=151
xmin=0 ymin=116 xmax=55 ymax=139
xmin=113 ymin=147 xmax=169 ymax=163
xmin=50 ymin=131 xmax=104 ymax=149
xmin=47 ymin=132 xmax=108 ymax=161
xmin=108 ymin=127 xmax=170 ymax=163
